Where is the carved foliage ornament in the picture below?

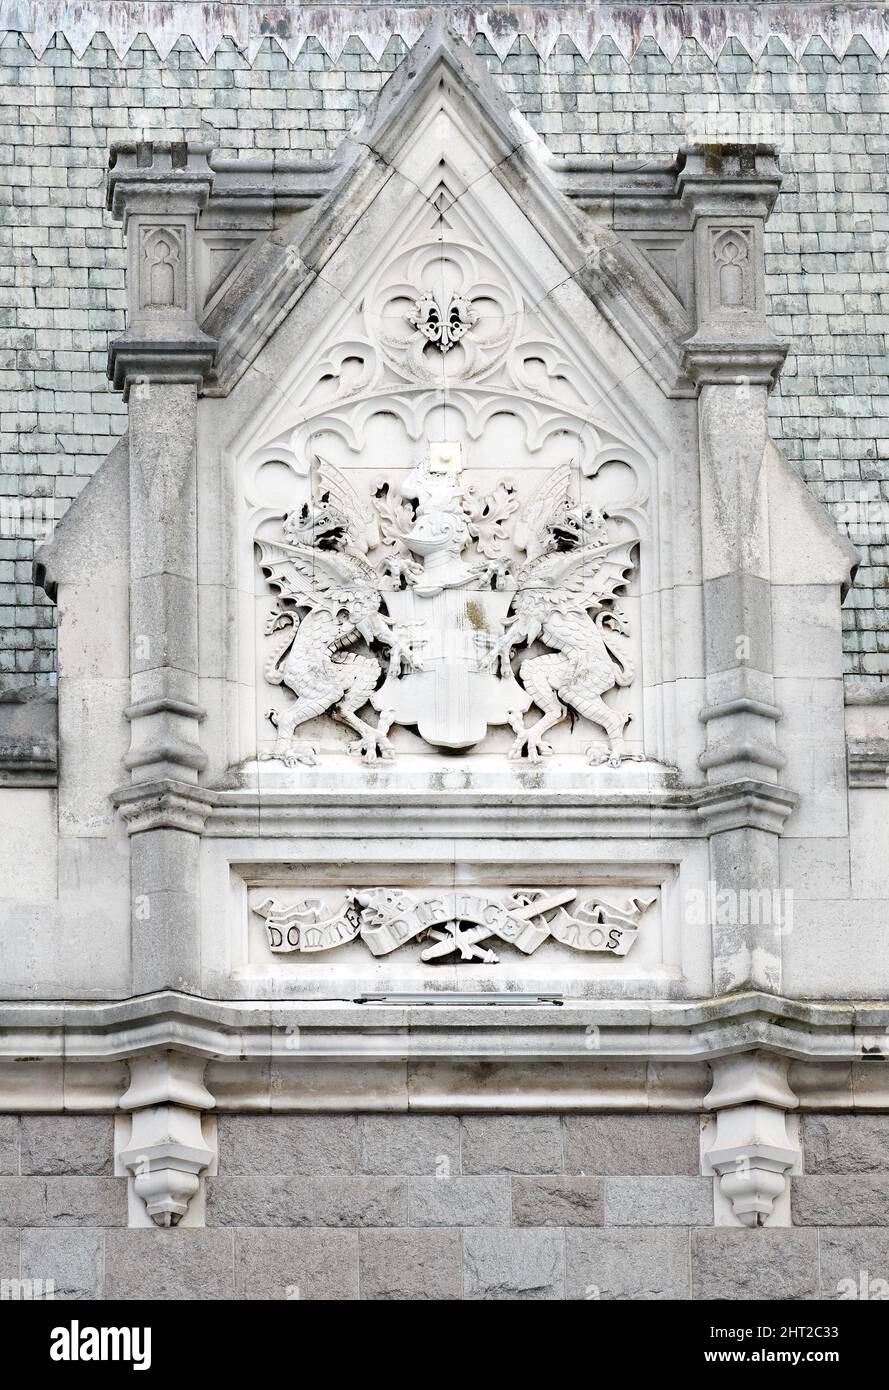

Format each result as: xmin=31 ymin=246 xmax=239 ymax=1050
xmin=253 ymin=888 xmax=655 ymax=964
xmin=256 ymin=448 xmax=640 ymax=767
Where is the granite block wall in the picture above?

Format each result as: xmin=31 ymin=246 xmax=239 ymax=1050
xmin=1 ymin=1113 xmax=888 ymax=1300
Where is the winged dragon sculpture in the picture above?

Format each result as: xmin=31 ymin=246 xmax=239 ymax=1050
xmin=257 ymin=459 xmax=421 ymax=766
xmin=489 ymin=463 xmax=641 ymax=767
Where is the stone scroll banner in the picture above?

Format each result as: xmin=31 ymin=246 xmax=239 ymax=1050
xmin=252 ymin=887 xmax=655 ymax=964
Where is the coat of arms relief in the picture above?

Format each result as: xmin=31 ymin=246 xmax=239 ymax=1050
xmin=256 ymin=445 xmax=641 ymax=769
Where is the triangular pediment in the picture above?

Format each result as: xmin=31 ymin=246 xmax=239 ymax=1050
xmin=203 ymin=20 xmax=692 ymax=397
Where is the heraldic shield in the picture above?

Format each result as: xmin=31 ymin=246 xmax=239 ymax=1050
xmin=372 ymin=584 xmax=530 ymax=750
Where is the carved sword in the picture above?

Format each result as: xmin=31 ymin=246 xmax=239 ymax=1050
xmin=419 ymin=889 xmax=578 ymax=962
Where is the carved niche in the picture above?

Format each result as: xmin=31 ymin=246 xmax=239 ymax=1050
xmin=139 ymin=225 xmax=186 ymax=310
xmin=244 ymin=180 xmax=651 ymax=770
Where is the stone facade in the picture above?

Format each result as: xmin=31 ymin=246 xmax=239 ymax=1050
xmin=1 ymin=5 xmax=889 ymax=1304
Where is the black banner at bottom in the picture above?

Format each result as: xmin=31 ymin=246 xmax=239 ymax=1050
xmin=0 ymin=1297 xmax=882 ymax=1376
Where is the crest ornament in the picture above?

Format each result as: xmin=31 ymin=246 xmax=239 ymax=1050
xmin=408 ymin=290 xmax=478 ymax=352
xmin=257 ymin=447 xmax=640 ymax=766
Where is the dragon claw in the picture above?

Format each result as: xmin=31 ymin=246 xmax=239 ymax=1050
xmin=349 ymin=733 xmax=395 ymax=762
xmin=586 ymin=742 xmax=641 ymax=768
xmin=509 ymin=735 xmax=555 ymax=762
xmin=276 ymin=740 xmax=318 ymax=767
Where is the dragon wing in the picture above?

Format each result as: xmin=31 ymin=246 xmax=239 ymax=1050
xmin=256 ymin=538 xmax=371 ymax=606
xmin=314 ymin=454 xmax=378 ymax=552
xmin=525 ymin=536 xmax=637 ymax=606
xmin=513 ymin=463 xmax=574 ymax=558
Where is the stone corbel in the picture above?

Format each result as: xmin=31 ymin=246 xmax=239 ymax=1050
xmin=702 ymin=1051 xmax=800 ymax=1228
xmin=117 ymin=1052 xmax=216 ymax=1228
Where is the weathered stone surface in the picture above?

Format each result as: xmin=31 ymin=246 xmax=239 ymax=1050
xmin=360 ymin=1116 xmax=459 ymax=1176
xmin=0 ymin=1117 xmax=17 ymax=1176
xmin=360 ymin=1228 xmax=462 ymax=1300
xmin=566 ymin=1228 xmax=690 ymax=1300
xmin=20 ymin=1115 xmax=114 ymax=1176
xmin=802 ymin=1115 xmax=889 ymax=1174
xmin=105 ymin=1230 xmax=235 ymax=1300
xmin=45 ymin=1179 xmax=127 ymax=1227
xmin=0 ymin=1228 xmax=19 ymax=1282
xmin=512 ymin=1176 xmax=603 ymax=1226
xmin=792 ymin=1177 xmax=889 ymax=1226
xmin=0 ymin=1177 xmax=124 ymax=1228
xmin=408 ymin=1177 xmax=511 ymax=1227
xmin=218 ymin=1115 xmax=359 ymax=1176
xmin=235 ymin=1228 xmax=359 ymax=1300
xmin=818 ymin=1228 xmax=889 ymax=1300
xmin=21 ymin=1228 xmax=104 ymax=1300
xmin=564 ymin=1115 xmax=700 ymax=1175
xmin=691 ymin=1230 xmax=819 ymax=1301
xmin=463 ymin=1229 xmax=565 ymax=1300
xmin=207 ymin=1176 xmax=407 ymax=1228
xmin=461 ymin=1116 xmax=563 ymax=1175
xmin=0 ymin=1177 xmax=44 ymax=1226
xmin=604 ymin=1176 xmax=712 ymax=1226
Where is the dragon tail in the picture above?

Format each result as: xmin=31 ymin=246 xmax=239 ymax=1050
xmin=264 ymin=618 xmax=298 ymax=685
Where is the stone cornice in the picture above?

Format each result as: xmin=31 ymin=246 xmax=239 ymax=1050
xmin=117 ymin=775 xmax=800 ymax=838
xmin=0 ymin=992 xmax=888 ymax=1074
xmin=0 ymin=686 xmax=58 ymax=787
xmin=3 ymin=4 xmax=887 ymax=65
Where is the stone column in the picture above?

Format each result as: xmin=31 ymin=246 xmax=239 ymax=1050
xmin=681 ymin=147 xmax=794 ymax=996
xmin=107 ymin=143 xmax=217 ymax=993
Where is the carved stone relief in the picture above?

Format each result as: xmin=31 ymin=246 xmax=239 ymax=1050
xmin=252 ymin=887 xmax=655 ymax=963
xmin=408 ymin=290 xmax=478 ymax=353
xmin=257 ymin=450 xmax=639 ymax=766
xmin=245 ymin=174 xmax=652 ymax=770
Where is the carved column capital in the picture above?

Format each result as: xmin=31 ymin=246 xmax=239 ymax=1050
xmin=112 ymin=778 xmax=215 ymax=835
xmin=106 ymin=141 xmax=217 ymax=398
xmin=682 ymin=339 xmax=787 ymax=390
